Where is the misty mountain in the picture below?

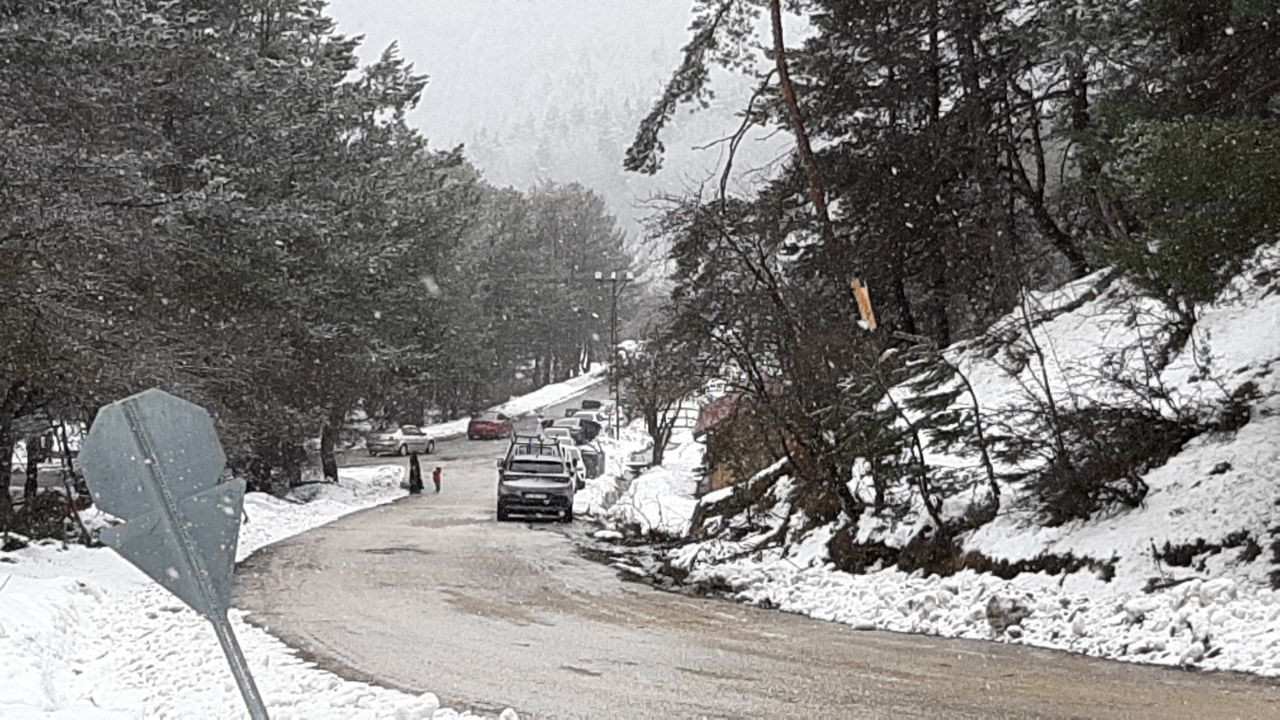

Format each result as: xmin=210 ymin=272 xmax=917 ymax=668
xmin=326 ymin=0 xmax=788 ymax=267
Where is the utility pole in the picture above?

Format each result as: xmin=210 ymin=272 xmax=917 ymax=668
xmin=595 ymin=270 xmax=633 ymax=439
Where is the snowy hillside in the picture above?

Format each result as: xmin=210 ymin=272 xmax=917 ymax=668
xmin=601 ymin=243 xmax=1280 ymax=675
xmin=326 ymin=0 xmax=790 ymax=262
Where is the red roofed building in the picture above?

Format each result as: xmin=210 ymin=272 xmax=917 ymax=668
xmin=694 ymin=393 xmax=741 ymax=440
xmin=693 ymin=391 xmax=779 ymax=497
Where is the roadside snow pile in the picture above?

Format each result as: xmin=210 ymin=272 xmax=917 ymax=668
xmin=574 ymin=424 xmax=648 ymax=517
xmin=674 ymin=525 xmax=1280 ymax=675
xmin=418 ymin=366 xmax=606 ymax=439
xmin=602 ymin=429 xmax=701 ymax=537
xmin=634 ymin=244 xmax=1280 ymax=676
xmin=495 ymin=364 xmax=606 ymax=418
xmin=0 ymin=467 xmax=490 ymax=719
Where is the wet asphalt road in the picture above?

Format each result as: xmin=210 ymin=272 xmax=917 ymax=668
xmin=235 ymin=388 xmax=1280 ymax=719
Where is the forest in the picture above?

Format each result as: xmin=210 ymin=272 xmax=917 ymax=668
xmin=0 ymin=0 xmax=634 ymax=527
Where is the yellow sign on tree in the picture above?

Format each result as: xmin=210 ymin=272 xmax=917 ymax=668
xmin=851 ymin=278 xmax=877 ymax=331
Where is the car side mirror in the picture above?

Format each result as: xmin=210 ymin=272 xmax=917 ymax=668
xmin=576 ymin=479 xmax=585 ymax=491
xmin=496 ymin=459 xmax=504 ymax=468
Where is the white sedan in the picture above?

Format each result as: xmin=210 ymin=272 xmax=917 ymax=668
xmin=366 ymin=426 xmax=436 ymax=456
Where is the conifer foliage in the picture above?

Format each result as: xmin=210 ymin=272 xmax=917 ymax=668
xmin=0 ymin=1 xmax=634 ymax=523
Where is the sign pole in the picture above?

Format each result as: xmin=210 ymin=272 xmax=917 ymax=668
xmin=211 ymin=611 xmax=269 ymax=720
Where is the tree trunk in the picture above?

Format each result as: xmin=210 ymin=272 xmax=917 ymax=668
xmin=651 ymin=424 xmax=668 ymax=467
xmin=0 ymin=418 xmax=14 ymax=522
xmin=767 ymin=0 xmax=840 ymax=269
xmin=281 ymin=439 xmax=304 ymax=490
xmin=925 ymin=257 xmax=952 ymax=347
xmin=24 ymin=433 xmax=42 ymax=501
xmin=892 ymin=243 xmax=918 ymax=336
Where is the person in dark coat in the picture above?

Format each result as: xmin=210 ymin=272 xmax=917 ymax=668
xmin=408 ymin=452 xmax=423 ymax=494
xmin=432 ymin=466 xmax=442 ymax=494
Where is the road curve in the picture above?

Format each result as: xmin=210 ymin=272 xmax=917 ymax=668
xmin=235 ymin=396 xmax=1280 ymax=719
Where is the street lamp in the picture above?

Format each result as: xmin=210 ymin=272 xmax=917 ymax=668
xmin=595 ymin=270 xmax=634 ymax=439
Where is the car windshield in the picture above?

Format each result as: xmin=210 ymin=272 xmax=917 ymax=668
xmin=401 ymin=426 xmax=420 ymax=434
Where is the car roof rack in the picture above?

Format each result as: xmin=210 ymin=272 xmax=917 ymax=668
xmin=506 ymin=435 xmax=565 ymax=458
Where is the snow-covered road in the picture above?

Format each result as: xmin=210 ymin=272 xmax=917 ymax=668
xmin=234 ymin=399 xmax=1280 ymax=718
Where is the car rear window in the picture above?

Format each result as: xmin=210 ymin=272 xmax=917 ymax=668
xmin=507 ymin=459 xmax=564 ymax=474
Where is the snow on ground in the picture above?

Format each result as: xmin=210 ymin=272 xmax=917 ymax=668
xmin=673 ymin=517 xmax=1280 ymax=676
xmin=417 ymin=366 xmax=607 ymax=440
xmin=601 ymin=428 xmax=701 ymax=537
xmin=600 ymin=244 xmax=1280 ymax=677
xmin=573 ymin=424 xmax=648 ymax=518
xmin=0 ymin=466 xmax=495 ymax=719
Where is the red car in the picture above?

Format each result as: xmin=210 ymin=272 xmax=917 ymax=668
xmin=467 ymin=412 xmax=513 ymax=440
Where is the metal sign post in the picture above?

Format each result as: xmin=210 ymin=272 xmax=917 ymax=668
xmin=80 ymin=389 xmax=269 ymax=720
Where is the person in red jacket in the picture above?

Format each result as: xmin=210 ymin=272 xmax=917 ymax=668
xmin=432 ymin=466 xmax=442 ymax=494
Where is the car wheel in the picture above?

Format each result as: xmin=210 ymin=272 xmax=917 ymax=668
xmin=398 ymin=444 xmax=408 ymax=456
xmin=426 ymin=440 xmax=436 ymax=454
xmin=560 ymin=507 xmax=574 ymax=523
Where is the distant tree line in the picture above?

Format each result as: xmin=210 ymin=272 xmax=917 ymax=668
xmin=626 ymin=0 xmax=1278 ymax=530
xmin=0 ymin=0 xmax=633 ymax=530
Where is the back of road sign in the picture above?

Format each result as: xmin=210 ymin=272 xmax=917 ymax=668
xmin=79 ymin=388 xmax=269 ymax=719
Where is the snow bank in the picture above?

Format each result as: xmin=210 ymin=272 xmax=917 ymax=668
xmin=418 ymin=366 xmax=606 ymax=439
xmin=573 ymin=424 xmax=648 ymax=517
xmin=601 ymin=428 xmax=701 ymax=537
xmin=0 ymin=467 xmax=493 ymax=719
xmin=676 ymin=531 xmax=1280 ymax=676
xmin=495 ymin=365 xmax=606 ymax=418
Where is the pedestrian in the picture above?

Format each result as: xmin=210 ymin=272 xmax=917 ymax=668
xmin=408 ymin=452 xmax=423 ymax=494
xmin=432 ymin=466 xmax=442 ymax=494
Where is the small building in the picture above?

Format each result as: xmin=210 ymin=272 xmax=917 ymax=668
xmin=693 ymin=392 xmax=778 ymax=497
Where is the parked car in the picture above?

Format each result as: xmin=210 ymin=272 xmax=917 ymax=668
xmin=468 ymin=412 xmax=513 ymax=440
xmin=550 ymin=418 xmax=588 ymax=443
xmin=561 ymin=445 xmax=587 ymax=491
xmin=366 ymin=426 xmax=436 ymax=456
xmin=580 ymin=399 xmax=603 ymax=411
xmin=496 ymin=438 xmax=576 ymax=522
xmin=573 ymin=410 xmax=606 ymax=428
xmin=543 ymin=426 xmax=575 ymax=444
xmin=553 ymin=416 xmax=601 ymax=443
